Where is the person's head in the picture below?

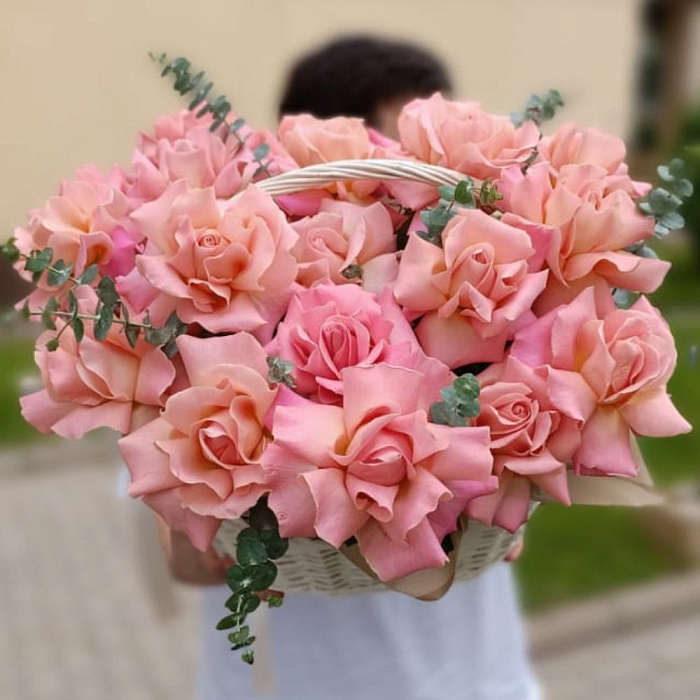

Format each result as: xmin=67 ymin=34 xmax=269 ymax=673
xmin=278 ymin=35 xmax=453 ymax=138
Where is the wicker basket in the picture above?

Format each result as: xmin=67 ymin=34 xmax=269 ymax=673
xmin=213 ymin=158 xmax=526 ymax=596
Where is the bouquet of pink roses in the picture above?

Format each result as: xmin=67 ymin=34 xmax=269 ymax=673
xmin=4 ymin=56 xmax=692 ymax=663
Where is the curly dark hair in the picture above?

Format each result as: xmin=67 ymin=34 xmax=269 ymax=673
xmin=278 ymin=35 xmax=452 ymax=126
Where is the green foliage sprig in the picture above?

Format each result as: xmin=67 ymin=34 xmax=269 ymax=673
xmin=218 ymin=499 xmax=288 ymax=665
xmin=511 ymin=89 xmax=564 ymax=127
xmin=2 ymin=239 xmax=187 ymax=356
xmin=638 ymin=158 xmax=694 ymax=237
xmin=430 ymin=374 xmax=481 ymax=427
xmin=417 ymin=179 xmax=501 ymax=247
xmin=149 ymin=52 xmax=273 ymax=175
xmin=266 ymin=355 xmax=296 ymax=389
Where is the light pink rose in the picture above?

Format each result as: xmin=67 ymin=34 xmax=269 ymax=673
xmin=130 ymin=183 xmax=298 ymax=341
xmin=398 ymin=93 xmax=540 ymax=179
xmin=262 ymin=363 xmax=495 ymax=581
xmin=128 ymin=110 xmax=296 ymax=205
xmin=20 ymin=287 xmax=176 ymax=439
xmin=291 ymin=200 xmax=398 ymax=294
xmin=510 ymin=288 xmax=691 ymax=477
xmin=498 ymin=162 xmax=668 ymax=311
xmin=119 ymin=333 xmax=278 ymax=551
xmin=14 ymin=165 xmax=136 ymax=307
xmin=394 ymin=209 xmax=548 ymax=368
xmin=538 ymin=123 xmax=650 ymax=198
xmin=267 ymin=284 xmax=452 ymax=404
xmin=466 ymin=357 xmax=584 ymax=532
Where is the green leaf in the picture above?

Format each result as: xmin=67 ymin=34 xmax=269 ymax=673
xmin=236 ymin=538 xmax=268 ymax=567
xmin=671 ymin=178 xmax=693 ymax=198
xmin=668 ymin=158 xmax=686 ymax=178
xmin=0 ymin=239 xmax=20 ymax=264
xmin=68 ymin=290 xmax=78 ymax=316
xmin=241 ymin=651 xmax=254 ymax=665
xmin=237 ymin=527 xmax=263 ymax=542
xmin=267 ymin=355 xmax=295 ymax=388
xmin=47 ymin=260 xmax=74 ymax=287
xmin=659 ymin=211 xmax=685 ymax=230
xmin=648 ymin=188 xmax=683 ymax=214
xmin=341 ymin=263 xmax=363 ymax=280
xmin=124 ymin=321 xmax=141 ymax=348
xmin=454 ymin=374 xmax=480 ymax=401
xmin=247 ymin=561 xmax=277 ymax=592
xmin=78 ymin=264 xmax=99 ymax=286
xmin=454 ymin=180 xmax=474 ymax=206
xmin=267 ymin=594 xmax=284 ymax=608
xmin=260 ymin=530 xmax=289 ymax=560
xmin=253 ymin=143 xmax=270 ymax=160
xmin=637 ymin=245 xmax=659 ymax=259
xmin=657 ymin=165 xmax=673 ymax=182
xmin=97 ymin=277 xmax=119 ymax=309
xmin=94 ymin=304 xmax=113 ymax=341
xmin=41 ymin=297 xmax=59 ymax=331
xmin=216 ymin=615 xmax=238 ymax=630
xmin=438 ymin=185 xmax=456 ymax=201
xmin=45 ymin=337 xmax=60 ymax=352
xmin=227 ymin=626 xmax=250 ymax=645
xmin=230 ymin=117 xmax=246 ymax=134
xmin=72 ymin=317 xmax=85 ymax=342
xmin=20 ymin=300 xmax=30 ymax=320
xmin=430 ymin=402 xmax=466 ymax=427
xmin=25 ymin=247 xmax=53 ymax=273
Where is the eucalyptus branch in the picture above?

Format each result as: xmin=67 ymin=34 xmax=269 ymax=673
xmin=638 ymin=158 xmax=694 ymax=237
xmin=510 ymin=89 xmax=564 ymax=127
xmin=218 ymin=499 xmax=288 ymax=665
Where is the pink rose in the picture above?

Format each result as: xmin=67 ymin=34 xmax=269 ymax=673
xmin=291 ymin=200 xmax=398 ymax=295
xmin=20 ymin=287 xmax=176 ymax=439
xmin=14 ymin=165 xmax=136 ymax=306
xmin=466 ymin=357 xmax=583 ymax=532
xmin=394 ymin=209 xmax=548 ymax=368
xmin=267 ymin=284 xmax=452 ymax=404
xmin=538 ymin=123 xmax=650 ymax=198
xmin=128 ymin=110 xmax=296 ymax=204
xmin=262 ymin=364 xmax=495 ymax=581
xmin=510 ymin=288 xmax=691 ymax=477
xmin=498 ymin=162 xmax=668 ymax=311
xmin=119 ymin=333 xmax=278 ymax=551
xmin=398 ymin=93 xmax=540 ymax=179
xmin=131 ymin=183 xmax=298 ymax=341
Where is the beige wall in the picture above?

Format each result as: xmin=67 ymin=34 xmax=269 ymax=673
xmin=1 ymin=0 xmax=641 ymax=239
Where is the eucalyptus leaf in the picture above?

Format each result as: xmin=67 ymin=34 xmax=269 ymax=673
xmin=72 ymin=317 xmax=85 ymax=342
xmin=247 ymin=561 xmax=278 ymax=592
xmin=236 ymin=538 xmax=268 ymax=567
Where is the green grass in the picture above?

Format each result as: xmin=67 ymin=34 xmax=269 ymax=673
xmin=516 ymin=505 xmax=683 ymax=611
xmin=0 ymin=336 xmax=43 ymax=445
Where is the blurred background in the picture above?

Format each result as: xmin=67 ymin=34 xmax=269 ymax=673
xmin=1 ymin=0 xmax=699 ymax=698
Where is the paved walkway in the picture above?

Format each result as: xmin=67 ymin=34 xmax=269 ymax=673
xmin=1 ymin=439 xmax=699 ymax=699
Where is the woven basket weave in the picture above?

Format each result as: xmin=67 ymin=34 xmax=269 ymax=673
xmin=213 ymin=159 xmax=525 ymax=595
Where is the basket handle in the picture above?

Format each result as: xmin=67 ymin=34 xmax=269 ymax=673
xmin=255 ymin=158 xmax=468 ymax=197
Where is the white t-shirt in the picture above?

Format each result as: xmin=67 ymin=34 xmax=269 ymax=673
xmin=196 ymin=562 xmax=541 ymax=700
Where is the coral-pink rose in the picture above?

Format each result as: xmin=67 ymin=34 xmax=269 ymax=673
xmin=278 ymin=114 xmax=380 ymax=200
xmin=538 ymin=123 xmax=650 ymax=198
xmin=131 ymin=182 xmax=298 ymax=340
xmin=394 ymin=208 xmax=548 ymax=368
xmin=262 ymin=363 xmax=495 ymax=581
xmin=291 ymin=200 xmax=398 ymax=295
xmin=466 ymin=357 xmax=585 ymax=532
xmin=498 ymin=162 xmax=668 ymax=311
xmin=510 ymin=288 xmax=691 ymax=477
xmin=20 ymin=287 xmax=176 ymax=439
xmin=267 ymin=284 xmax=453 ymax=404
xmin=14 ymin=165 xmax=136 ymax=307
xmin=119 ymin=333 xmax=278 ymax=551
xmin=128 ymin=109 xmax=296 ymax=205
xmin=398 ymin=93 xmax=540 ymax=179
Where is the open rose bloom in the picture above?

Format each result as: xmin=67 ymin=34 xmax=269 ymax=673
xmin=12 ymin=90 xmax=691 ymax=595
